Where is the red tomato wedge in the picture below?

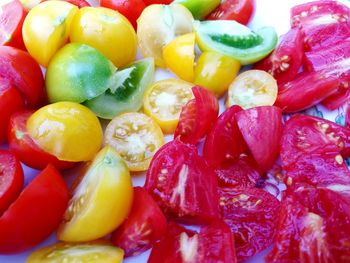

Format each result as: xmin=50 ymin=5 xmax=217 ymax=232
xmin=111 ymin=187 xmax=167 ymax=257
xmin=321 ymin=90 xmax=350 ymax=110
xmin=254 ymin=28 xmax=304 ymax=84
xmin=175 ymin=86 xmax=219 ymax=145
xmin=0 ymin=150 xmax=23 ymax=216
xmin=0 ymin=165 xmax=69 ymax=254
xmin=219 ymin=187 xmax=280 ymax=261
xmin=207 ymin=0 xmax=254 ymax=25
xmin=145 ymin=139 xmax=220 ymax=224
xmin=236 ymin=106 xmax=282 ymax=172
xmin=7 ymin=111 xmax=75 ymax=171
xmin=148 ymin=221 xmax=237 ymax=263
xmin=0 ymin=0 xmax=27 ymax=50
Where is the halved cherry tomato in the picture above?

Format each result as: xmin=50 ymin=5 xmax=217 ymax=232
xmin=175 ymin=86 xmax=219 ymax=144
xmin=105 ymin=112 xmax=165 ymax=172
xmin=145 ymin=139 xmax=220 ymax=224
xmin=58 ymin=146 xmax=133 ymax=242
xmin=112 ymin=187 xmax=167 ymax=257
xmin=0 ymin=150 xmax=23 ymax=216
xmin=143 ymin=79 xmax=194 ymax=134
xmin=0 ymin=165 xmax=69 ymax=254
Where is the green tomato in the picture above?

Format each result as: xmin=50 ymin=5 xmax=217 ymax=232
xmin=84 ymin=58 xmax=154 ymax=119
xmin=194 ymin=20 xmax=278 ymax=65
xmin=172 ymin=0 xmax=220 ymax=19
xmin=46 ymin=43 xmax=116 ymax=103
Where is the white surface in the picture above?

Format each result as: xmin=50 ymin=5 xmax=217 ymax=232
xmin=1 ymin=0 xmax=349 ymax=262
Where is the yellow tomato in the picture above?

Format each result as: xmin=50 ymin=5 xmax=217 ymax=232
xmin=58 ymin=146 xmax=133 ymax=242
xmin=27 ymin=241 xmax=124 ymax=263
xmin=194 ymin=51 xmax=241 ymax=97
xmin=143 ymin=79 xmax=194 ymax=134
xmin=70 ymin=7 xmax=137 ymax=68
xmin=22 ymin=1 xmax=78 ymax=67
xmin=105 ymin=112 xmax=165 ymax=172
xmin=27 ymin=102 xmax=103 ymax=162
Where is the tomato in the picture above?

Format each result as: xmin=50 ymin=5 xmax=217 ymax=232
xmin=27 ymin=102 xmax=103 ymax=162
xmin=137 ymin=4 xmax=194 ymax=67
xmin=321 ymin=90 xmax=350 ymax=111
xmin=8 ymin=111 xmax=75 ymax=170
xmin=143 ymin=79 xmax=194 ymax=134
xmin=347 ymin=105 xmax=350 ymax=129
xmin=207 ymin=0 xmax=254 ymax=25
xmin=0 ymin=0 xmax=27 ymax=49
xmin=173 ymin=0 xmax=220 ymax=19
xmin=22 ymin=1 xmax=78 ymax=67
xmin=195 ymin=20 xmax=277 ymax=65
xmin=254 ymin=28 xmax=304 ymax=85
xmin=0 ymin=46 xmax=44 ymax=108
xmin=0 ymin=165 xmax=68 ymax=253
xmin=143 ymin=0 xmax=172 ymax=4
xmin=70 ymin=7 xmax=137 ymax=68
xmin=0 ymin=150 xmax=23 ymax=216
xmin=219 ymin=187 xmax=280 ymax=261
xmin=227 ymin=70 xmax=278 ymax=109
xmin=112 ymin=187 xmax=167 ymax=257
xmin=148 ymin=221 xmax=237 ymax=263
xmin=58 ymin=146 xmax=133 ymax=242
xmin=145 ymin=139 xmax=220 ymax=224
xmin=20 ymin=0 xmax=90 ymax=10
xmin=175 ymin=86 xmax=219 ymax=145
xmin=163 ymin=33 xmax=195 ymax=82
xmin=27 ymin=241 xmax=124 ymax=263
xmin=194 ymin=51 xmax=240 ymax=97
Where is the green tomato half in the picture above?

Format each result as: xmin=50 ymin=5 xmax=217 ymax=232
xmin=172 ymin=0 xmax=220 ymax=20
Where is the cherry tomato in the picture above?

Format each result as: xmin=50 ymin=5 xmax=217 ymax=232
xmin=143 ymin=79 xmax=194 ymax=134
xmin=58 ymin=146 xmax=133 ymax=242
xmin=173 ymin=0 xmax=220 ymax=20
xmin=143 ymin=0 xmax=172 ymax=4
xmin=207 ymin=0 xmax=254 ymax=25
xmin=0 ymin=165 xmax=69 ymax=254
xmin=104 ymin=112 xmax=165 ymax=172
xmin=26 ymin=102 xmax=103 ymax=162
xmin=112 ymin=187 xmax=167 ymax=257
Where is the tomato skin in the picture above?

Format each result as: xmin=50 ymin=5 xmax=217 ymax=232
xmin=112 ymin=187 xmax=167 ymax=257
xmin=143 ymin=0 xmax=172 ymax=4
xmin=0 ymin=165 xmax=69 ymax=254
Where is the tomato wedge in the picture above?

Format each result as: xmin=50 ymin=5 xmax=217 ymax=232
xmin=145 ymin=139 xmax=220 ymax=224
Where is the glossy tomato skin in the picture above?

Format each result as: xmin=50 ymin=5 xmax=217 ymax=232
xmin=8 ymin=111 xmax=75 ymax=171
xmin=0 ymin=165 xmax=69 ymax=254
xmin=112 ymin=187 xmax=167 ymax=257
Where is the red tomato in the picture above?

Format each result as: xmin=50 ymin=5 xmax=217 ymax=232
xmin=0 ymin=0 xmax=27 ymax=50
xmin=7 ymin=111 xmax=75 ymax=171
xmin=148 ymin=221 xmax=237 ymax=263
xmin=0 ymin=165 xmax=69 ymax=254
xmin=143 ymin=0 xmax=172 ymax=4
xmin=219 ymin=187 xmax=280 ymax=261
xmin=175 ymin=86 xmax=219 ymax=145
xmin=0 ymin=46 xmax=44 ymax=108
xmin=321 ymin=90 xmax=350 ymax=110
xmin=0 ymin=150 xmax=23 ymax=216
xmin=207 ymin=0 xmax=254 ymax=25
xmin=236 ymin=106 xmax=282 ymax=172
xmin=100 ymin=0 xmax=146 ymax=29
xmin=346 ymin=105 xmax=350 ymax=129
xmin=145 ymin=139 xmax=220 ymax=224
xmin=111 ymin=187 xmax=167 ymax=257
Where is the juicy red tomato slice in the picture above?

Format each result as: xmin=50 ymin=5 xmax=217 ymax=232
xmin=0 ymin=0 xmax=27 ymax=50
xmin=0 ymin=46 xmax=45 ymax=108
xmin=145 ymin=139 xmax=220 ymax=224
xmin=175 ymin=86 xmax=219 ymax=145
xmin=0 ymin=165 xmax=69 ymax=254
xmin=254 ymin=28 xmax=304 ymax=84
xmin=7 ymin=111 xmax=75 ymax=171
xmin=207 ymin=0 xmax=254 ymax=25
xmin=236 ymin=106 xmax=282 ymax=172
xmin=321 ymin=90 xmax=350 ymax=110
xmin=148 ymin=221 xmax=237 ymax=263
xmin=0 ymin=150 xmax=23 ymax=216
xmin=112 ymin=187 xmax=167 ymax=257
xmin=219 ymin=187 xmax=280 ymax=261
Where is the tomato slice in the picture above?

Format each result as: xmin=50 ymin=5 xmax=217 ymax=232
xmin=145 ymin=139 xmax=220 ymax=224
xmin=207 ymin=0 xmax=254 ymax=25
xmin=148 ymin=221 xmax=237 ymax=263
xmin=112 ymin=187 xmax=167 ymax=257
xmin=321 ymin=90 xmax=350 ymax=110
xmin=0 ymin=165 xmax=68 ymax=254
xmin=175 ymin=86 xmax=219 ymax=145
